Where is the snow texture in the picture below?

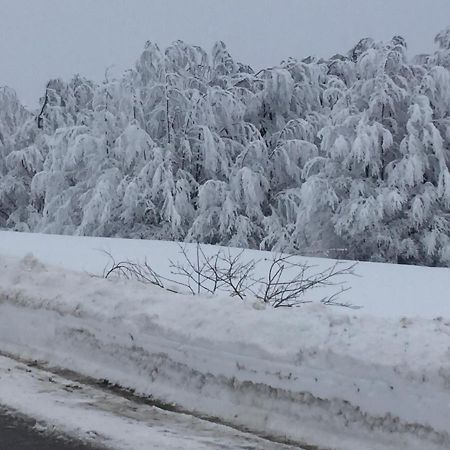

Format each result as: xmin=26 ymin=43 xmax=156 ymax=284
xmin=0 ymin=232 xmax=449 ymax=449
xmin=0 ymin=355 xmax=295 ymax=450
xmin=2 ymin=29 xmax=450 ymax=267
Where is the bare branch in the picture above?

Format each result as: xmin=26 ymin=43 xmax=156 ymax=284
xmin=102 ymin=246 xmax=358 ymax=311
xmin=253 ymin=254 xmax=357 ymax=308
xmin=102 ymin=250 xmax=179 ymax=294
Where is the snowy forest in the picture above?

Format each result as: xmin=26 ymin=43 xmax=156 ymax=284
xmin=1 ymin=29 xmax=450 ymax=267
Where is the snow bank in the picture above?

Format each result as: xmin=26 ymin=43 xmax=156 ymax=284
xmin=0 ymin=354 xmax=293 ymax=450
xmin=0 ymin=250 xmax=449 ymax=450
xmin=1 ymin=230 xmax=450 ymax=318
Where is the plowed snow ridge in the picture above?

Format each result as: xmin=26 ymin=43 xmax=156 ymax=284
xmin=0 ymin=231 xmax=449 ymax=449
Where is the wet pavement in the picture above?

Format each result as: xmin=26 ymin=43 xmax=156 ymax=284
xmin=0 ymin=408 xmax=100 ymax=450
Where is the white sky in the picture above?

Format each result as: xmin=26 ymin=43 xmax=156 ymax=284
xmin=1 ymin=0 xmax=450 ymax=108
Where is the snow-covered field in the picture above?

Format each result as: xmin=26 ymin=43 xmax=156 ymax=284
xmin=0 ymin=230 xmax=449 ymax=449
xmin=1 ymin=230 xmax=450 ymax=318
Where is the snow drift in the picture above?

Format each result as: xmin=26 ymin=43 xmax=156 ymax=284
xmin=0 ymin=236 xmax=449 ymax=449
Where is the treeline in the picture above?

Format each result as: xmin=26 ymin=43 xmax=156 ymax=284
xmin=1 ymin=29 xmax=450 ymax=266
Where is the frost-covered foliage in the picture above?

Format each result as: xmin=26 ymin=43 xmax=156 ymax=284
xmin=2 ymin=31 xmax=450 ymax=266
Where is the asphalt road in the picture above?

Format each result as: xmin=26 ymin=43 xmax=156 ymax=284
xmin=0 ymin=408 xmax=100 ymax=450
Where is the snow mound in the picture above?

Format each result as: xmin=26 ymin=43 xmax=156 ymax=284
xmin=0 ymin=252 xmax=449 ymax=450
xmin=1 ymin=230 xmax=450 ymax=318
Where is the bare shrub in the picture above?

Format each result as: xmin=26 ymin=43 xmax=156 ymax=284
xmin=253 ymin=254 xmax=357 ymax=308
xmin=102 ymin=251 xmax=177 ymax=294
xmin=103 ymin=245 xmax=358 ymax=309
xmin=168 ymin=244 xmax=221 ymax=295
xmin=169 ymin=244 xmax=260 ymax=299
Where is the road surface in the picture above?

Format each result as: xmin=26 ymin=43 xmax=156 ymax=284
xmin=0 ymin=408 xmax=99 ymax=450
xmin=0 ymin=354 xmax=301 ymax=450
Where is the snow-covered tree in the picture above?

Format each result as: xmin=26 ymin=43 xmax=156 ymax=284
xmin=2 ymin=30 xmax=450 ymax=267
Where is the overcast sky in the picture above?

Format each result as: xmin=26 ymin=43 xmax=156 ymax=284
xmin=1 ymin=0 xmax=450 ymax=107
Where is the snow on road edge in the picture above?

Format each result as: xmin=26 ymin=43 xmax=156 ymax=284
xmin=0 ymin=253 xmax=449 ymax=450
xmin=0 ymin=354 xmax=298 ymax=450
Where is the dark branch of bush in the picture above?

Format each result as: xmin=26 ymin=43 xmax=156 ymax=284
xmin=169 ymin=244 xmax=260 ymax=299
xmin=103 ymin=245 xmax=358 ymax=309
xmin=168 ymin=243 xmax=219 ymax=295
xmin=102 ymin=251 xmax=179 ymax=294
xmin=254 ymin=255 xmax=358 ymax=308
xmin=203 ymin=248 xmax=261 ymax=300
xmin=320 ymin=286 xmax=358 ymax=309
